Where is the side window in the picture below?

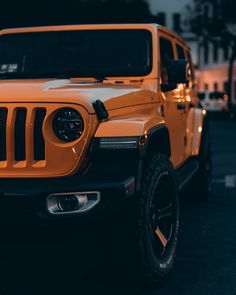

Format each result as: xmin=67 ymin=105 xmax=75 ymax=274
xmin=176 ymin=44 xmax=186 ymax=60
xmin=160 ymin=37 xmax=174 ymax=84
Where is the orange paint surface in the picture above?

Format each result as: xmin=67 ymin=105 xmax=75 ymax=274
xmin=0 ymin=24 xmax=203 ymax=177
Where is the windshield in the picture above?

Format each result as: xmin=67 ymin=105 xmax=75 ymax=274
xmin=0 ymin=29 xmax=152 ymax=79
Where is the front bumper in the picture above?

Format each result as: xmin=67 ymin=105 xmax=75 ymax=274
xmin=0 ymin=176 xmax=135 ymax=227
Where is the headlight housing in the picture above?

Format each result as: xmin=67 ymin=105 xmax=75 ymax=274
xmin=53 ymin=108 xmax=84 ymax=142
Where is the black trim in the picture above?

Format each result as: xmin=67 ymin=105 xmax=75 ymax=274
xmin=15 ymin=108 xmax=27 ymax=161
xmin=92 ymin=100 xmax=109 ymax=121
xmin=147 ymin=125 xmax=171 ymax=157
xmin=0 ymin=109 xmax=7 ymax=161
xmin=34 ymin=109 xmax=46 ymax=160
xmin=0 ymin=175 xmax=135 ymax=197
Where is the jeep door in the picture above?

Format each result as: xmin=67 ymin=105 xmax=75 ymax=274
xmin=158 ymin=35 xmax=187 ymax=168
xmin=170 ymin=42 xmax=199 ymax=161
xmin=181 ymin=47 xmax=199 ymax=159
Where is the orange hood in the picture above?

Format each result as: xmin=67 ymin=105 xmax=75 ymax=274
xmin=0 ymin=79 xmax=151 ymax=113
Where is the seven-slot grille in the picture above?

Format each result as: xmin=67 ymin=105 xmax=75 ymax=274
xmin=0 ymin=107 xmax=46 ymax=164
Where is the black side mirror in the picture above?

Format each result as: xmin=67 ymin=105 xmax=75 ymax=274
xmin=167 ymin=59 xmax=190 ymax=84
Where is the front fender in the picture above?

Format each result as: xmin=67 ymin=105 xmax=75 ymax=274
xmin=94 ymin=116 xmax=165 ymax=138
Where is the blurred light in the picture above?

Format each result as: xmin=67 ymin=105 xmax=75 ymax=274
xmin=186 ymin=95 xmax=191 ymax=102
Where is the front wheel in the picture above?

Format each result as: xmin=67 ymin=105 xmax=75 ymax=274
xmin=125 ymin=153 xmax=180 ymax=287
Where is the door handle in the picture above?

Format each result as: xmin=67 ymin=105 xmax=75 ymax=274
xmin=177 ymin=103 xmax=186 ymax=110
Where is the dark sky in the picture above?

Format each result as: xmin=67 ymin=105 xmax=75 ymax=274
xmin=0 ymin=0 xmax=157 ymax=28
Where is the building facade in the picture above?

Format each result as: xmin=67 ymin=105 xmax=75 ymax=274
xmin=147 ymin=0 xmax=198 ymax=64
xmin=146 ymin=0 xmax=236 ymax=101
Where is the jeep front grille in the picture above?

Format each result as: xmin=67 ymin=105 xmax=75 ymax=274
xmin=0 ymin=107 xmax=46 ymax=164
xmin=0 ymin=103 xmax=92 ymax=178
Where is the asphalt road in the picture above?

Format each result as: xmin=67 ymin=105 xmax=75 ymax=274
xmin=0 ymin=113 xmax=236 ymax=295
xmin=157 ymin=114 xmax=236 ymax=295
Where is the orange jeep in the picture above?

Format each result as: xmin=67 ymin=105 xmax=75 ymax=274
xmin=0 ymin=24 xmax=211 ymax=286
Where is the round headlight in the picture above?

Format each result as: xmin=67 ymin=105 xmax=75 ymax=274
xmin=53 ymin=108 xmax=84 ymax=142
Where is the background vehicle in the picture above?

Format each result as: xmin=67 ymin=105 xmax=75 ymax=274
xmin=198 ymin=91 xmax=228 ymax=112
xmin=0 ymin=24 xmax=211 ymax=287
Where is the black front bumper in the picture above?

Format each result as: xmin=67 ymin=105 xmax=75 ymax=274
xmin=0 ymin=175 xmax=136 ymax=227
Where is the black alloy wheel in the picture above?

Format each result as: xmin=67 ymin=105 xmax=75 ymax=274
xmin=149 ymin=172 xmax=177 ymax=262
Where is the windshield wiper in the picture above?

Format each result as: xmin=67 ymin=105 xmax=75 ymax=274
xmin=0 ymin=71 xmax=107 ymax=81
xmin=52 ymin=71 xmax=107 ymax=82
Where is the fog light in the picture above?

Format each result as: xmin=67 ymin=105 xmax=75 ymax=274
xmin=46 ymin=191 xmax=100 ymax=215
xmin=58 ymin=195 xmax=79 ymax=212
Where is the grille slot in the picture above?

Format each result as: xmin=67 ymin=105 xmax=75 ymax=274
xmin=15 ymin=109 xmax=27 ymax=161
xmin=34 ymin=109 xmax=46 ymax=160
xmin=0 ymin=109 xmax=8 ymax=161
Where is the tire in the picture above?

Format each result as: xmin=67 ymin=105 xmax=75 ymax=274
xmin=115 ymin=153 xmax=180 ymax=288
xmin=194 ymin=125 xmax=212 ymax=201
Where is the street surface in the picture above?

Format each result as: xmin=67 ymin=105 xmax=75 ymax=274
xmin=0 ymin=113 xmax=236 ymax=294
